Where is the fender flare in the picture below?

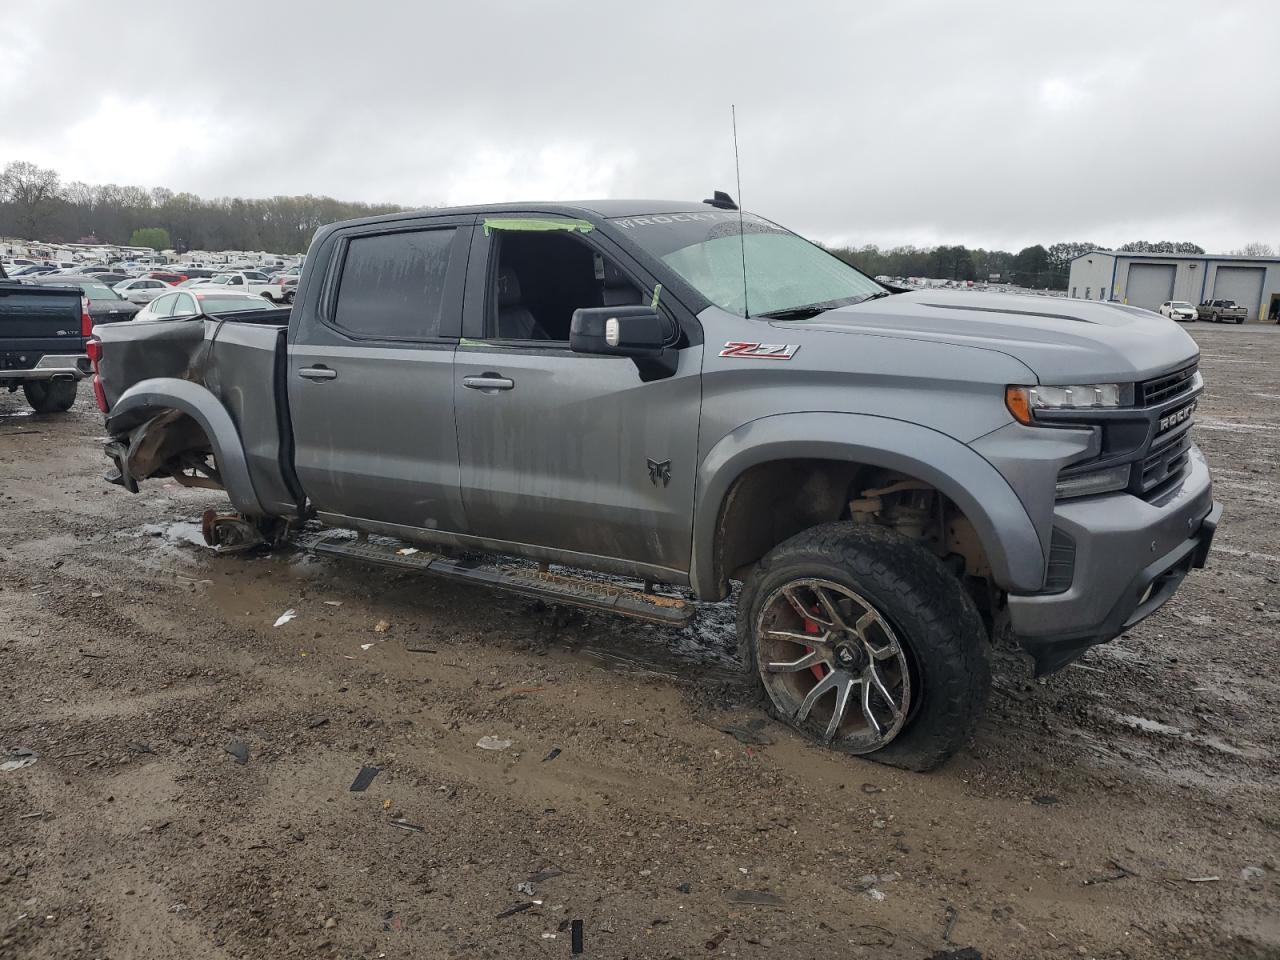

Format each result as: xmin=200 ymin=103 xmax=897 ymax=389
xmin=689 ymin=411 xmax=1046 ymax=600
xmin=106 ymin=377 xmax=266 ymax=517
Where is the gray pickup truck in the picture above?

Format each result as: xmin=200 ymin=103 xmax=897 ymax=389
xmin=1 ymin=278 xmax=92 ymax=412
xmin=1197 ymin=299 xmax=1248 ymax=323
xmin=92 ymin=197 xmax=1220 ymax=770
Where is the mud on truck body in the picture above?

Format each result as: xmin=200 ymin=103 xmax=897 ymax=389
xmin=91 ymin=197 xmax=1221 ymax=770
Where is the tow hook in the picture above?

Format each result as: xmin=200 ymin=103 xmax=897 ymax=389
xmin=201 ymin=509 xmax=265 ymax=554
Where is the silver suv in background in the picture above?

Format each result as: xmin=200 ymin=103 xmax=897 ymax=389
xmin=91 ymin=195 xmax=1221 ymax=770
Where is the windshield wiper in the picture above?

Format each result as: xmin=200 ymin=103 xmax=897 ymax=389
xmin=856 ymin=290 xmax=892 ymax=304
xmin=757 ymin=304 xmax=832 ymax=321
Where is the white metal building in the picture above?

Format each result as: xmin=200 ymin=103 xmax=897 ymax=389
xmin=1068 ymin=250 xmax=1280 ymax=321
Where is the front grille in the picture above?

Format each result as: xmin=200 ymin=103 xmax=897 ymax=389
xmin=1141 ymin=363 xmax=1198 ymax=407
xmin=1139 ymin=431 xmax=1192 ymax=495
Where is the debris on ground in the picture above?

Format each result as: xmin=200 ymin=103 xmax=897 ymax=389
xmin=389 ymin=819 xmax=424 ymax=832
xmin=1185 ymin=875 xmax=1221 ymax=883
xmin=360 ymin=643 xmax=375 ymax=651
xmin=928 ymin=949 xmax=984 ymax=960
xmin=727 ymin=890 xmax=784 ymax=906
xmin=496 ymin=902 xmax=535 ymax=919
xmin=374 ymin=619 xmax=391 ymax=633
xmin=405 ymin=647 xmax=438 ymax=654
xmin=861 ymin=783 xmax=884 ymax=794
xmin=305 ymin=715 xmax=329 ymax=729
xmin=2 ymin=748 xmax=39 ymax=772
xmin=322 ymin=600 xmax=343 ymax=607
xmin=543 ymin=747 xmax=562 ymax=762
xmin=349 ymin=766 xmax=380 ymax=791
xmin=224 ymin=741 xmax=249 ymax=764
xmin=1241 ymin=865 xmax=1266 ymax=880
xmin=127 ymin=741 xmax=155 ymax=754
xmin=943 ymin=904 xmax=959 ymax=941
xmin=273 ymin=609 xmax=297 ymax=627
xmin=1032 ymin=794 xmax=1059 ymax=805
xmin=476 ymin=736 xmax=513 ymax=751
xmin=515 ymin=881 xmax=535 ymax=895
xmin=571 ymin=918 xmax=583 ymax=954
xmin=1082 ymin=859 xmax=1136 ymax=886
xmin=715 ymin=717 xmax=773 ymax=745
xmin=704 ymin=928 xmax=729 ymax=950
xmin=395 ymin=547 xmax=419 ymax=556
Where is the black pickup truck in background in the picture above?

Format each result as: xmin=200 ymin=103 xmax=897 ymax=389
xmin=0 ymin=279 xmax=93 ymax=412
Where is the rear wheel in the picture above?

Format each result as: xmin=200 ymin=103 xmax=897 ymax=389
xmin=22 ymin=379 xmax=77 ymax=413
xmin=738 ymin=523 xmax=990 ymax=771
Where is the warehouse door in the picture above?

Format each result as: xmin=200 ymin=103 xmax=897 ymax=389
xmin=1212 ymin=266 xmax=1265 ymax=320
xmin=1124 ymin=263 xmax=1176 ymax=311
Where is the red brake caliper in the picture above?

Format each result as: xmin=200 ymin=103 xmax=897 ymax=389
xmin=804 ymin=612 xmax=829 ymax=681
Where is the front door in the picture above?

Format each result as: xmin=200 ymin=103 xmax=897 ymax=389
xmin=288 ymin=217 xmax=471 ymax=532
xmin=453 ymin=220 xmax=703 ymax=579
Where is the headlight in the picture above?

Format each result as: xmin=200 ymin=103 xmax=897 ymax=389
xmin=1055 ymin=464 xmax=1131 ymax=499
xmin=1005 ymin=383 xmax=1124 ymax=424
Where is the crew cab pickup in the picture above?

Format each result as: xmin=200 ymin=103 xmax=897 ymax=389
xmin=93 ymin=198 xmax=1221 ymax=770
xmin=1197 ymin=299 xmax=1248 ymax=323
xmin=0 ymin=279 xmax=91 ymax=412
xmin=189 ymin=271 xmax=278 ymax=301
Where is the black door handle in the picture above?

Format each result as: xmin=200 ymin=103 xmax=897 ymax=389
xmin=298 ymin=365 xmax=337 ymax=381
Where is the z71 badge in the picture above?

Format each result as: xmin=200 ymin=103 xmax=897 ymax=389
xmin=719 ymin=342 xmax=799 ymax=360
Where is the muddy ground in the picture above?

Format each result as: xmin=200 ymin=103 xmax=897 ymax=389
xmin=1 ymin=323 xmax=1277 ymax=960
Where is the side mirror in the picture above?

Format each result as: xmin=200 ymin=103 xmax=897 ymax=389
xmin=570 ymin=306 xmax=676 ymax=358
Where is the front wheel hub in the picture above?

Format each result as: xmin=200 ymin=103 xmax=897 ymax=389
xmin=755 ymin=578 xmax=912 ymax=753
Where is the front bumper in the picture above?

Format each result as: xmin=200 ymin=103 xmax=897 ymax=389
xmin=1009 ymin=445 xmax=1219 ymax=674
xmin=0 ymin=354 xmax=90 ymax=382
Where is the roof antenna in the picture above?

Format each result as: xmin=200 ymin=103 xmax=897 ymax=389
xmin=732 ymin=104 xmax=749 ymax=318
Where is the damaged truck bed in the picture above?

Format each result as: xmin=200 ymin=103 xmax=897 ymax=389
xmin=96 ymin=307 xmax=299 ymax=517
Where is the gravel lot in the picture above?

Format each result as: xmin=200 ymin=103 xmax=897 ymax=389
xmin=1 ymin=322 xmax=1277 ymax=960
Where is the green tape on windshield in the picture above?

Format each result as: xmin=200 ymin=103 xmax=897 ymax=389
xmin=482 ymin=217 xmax=594 ymax=236
xmin=650 ymin=283 xmax=662 ymax=310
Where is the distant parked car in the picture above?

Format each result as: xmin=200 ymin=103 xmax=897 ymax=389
xmin=1197 ymin=299 xmax=1247 ymax=324
xmin=30 ymin=276 xmax=140 ymax=325
xmin=10 ymin=265 xmax=59 ymax=277
xmin=145 ymin=270 xmax=189 ymax=284
xmin=113 ymin=277 xmax=173 ymax=304
xmin=131 ymin=289 xmax=281 ymax=322
xmin=263 ymin=273 xmax=299 ymax=303
xmin=189 ymin=270 xmax=277 ymax=300
xmin=1159 ymin=301 xmax=1197 ymax=322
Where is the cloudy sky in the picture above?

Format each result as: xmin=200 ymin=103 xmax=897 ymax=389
xmin=2 ymin=0 xmax=1275 ymax=252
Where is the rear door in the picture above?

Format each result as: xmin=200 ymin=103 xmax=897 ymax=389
xmin=288 ymin=216 xmax=472 ymax=532
xmin=452 ymin=218 xmax=703 ymax=577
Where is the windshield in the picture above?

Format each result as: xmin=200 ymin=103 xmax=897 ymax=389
xmin=197 ymin=296 xmax=273 ymax=314
xmin=41 ymin=279 xmax=119 ymax=302
xmin=610 ymin=211 xmax=883 ymax=317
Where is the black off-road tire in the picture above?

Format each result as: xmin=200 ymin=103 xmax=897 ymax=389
xmin=22 ymin=379 xmax=78 ymax=413
xmin=738 ymin=522 xmax=991 ymax=772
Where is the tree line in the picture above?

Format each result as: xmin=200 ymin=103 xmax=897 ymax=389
xmin=3 ymin=159 xmax=1268 ymax=283
xmin=0 ymin=160 xmax=403 ymax=255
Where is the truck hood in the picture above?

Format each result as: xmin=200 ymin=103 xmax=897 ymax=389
xmin=790 ymin=289 xmax=1199 ymax=383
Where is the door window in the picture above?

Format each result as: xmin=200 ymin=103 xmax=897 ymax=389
xmin=172 ymin=294 xmax=198 ymax=317
xmin=149 ymin=293 xmax=179 ymax=318
xmin=332 ymin=228 xmax=456 ymax=340
xmin=486 ymin=232 xmax=644 ymax=343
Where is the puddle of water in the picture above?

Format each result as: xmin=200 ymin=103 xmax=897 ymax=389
xmin=1116 ymin=713 xmax=1183 ymax=736
xmin=1197 ymin=418 xmax=1280 ymax=433
xmin=132 ymin=521 xmax=209 ymax=548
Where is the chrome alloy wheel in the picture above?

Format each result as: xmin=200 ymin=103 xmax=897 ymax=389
xmin=755 ymin=578 xmax=913 ymax=752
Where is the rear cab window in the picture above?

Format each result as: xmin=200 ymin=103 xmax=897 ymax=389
xmin=331 ymin=228 xmax=457 ymax=340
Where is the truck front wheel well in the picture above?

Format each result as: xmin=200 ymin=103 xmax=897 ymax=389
xmin=713 ymin=458 xmax=995 ymax=603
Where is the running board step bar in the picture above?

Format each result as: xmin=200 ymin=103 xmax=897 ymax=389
xmin=296 ymin=532 xmax=694 ymax=627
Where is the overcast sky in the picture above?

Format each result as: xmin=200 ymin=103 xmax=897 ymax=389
xmin=2 ymin=0 xmax=1276 ymax=252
